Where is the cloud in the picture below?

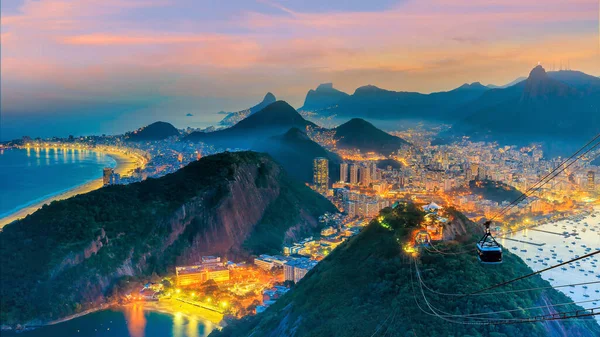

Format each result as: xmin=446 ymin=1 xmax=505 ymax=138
xmin=59 ymin=33 xmax=238 ymax=45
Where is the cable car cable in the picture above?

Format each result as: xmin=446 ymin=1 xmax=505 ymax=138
xmin=490 ymin=135 xmax=600 ymax=221
xmin=461 ymin=250 xmax=600 ymax=298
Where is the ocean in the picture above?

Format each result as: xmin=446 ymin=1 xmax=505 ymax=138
xmin=504 ymin=209 xmax=600 ymax=323
xmin=1 ymin=306 xmax=217 ymax=337
xmin=0 ymin=147 xmax=116 ymax=219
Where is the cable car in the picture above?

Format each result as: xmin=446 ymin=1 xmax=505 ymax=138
xmin=477 ymin=221 xmax=502 ymax=264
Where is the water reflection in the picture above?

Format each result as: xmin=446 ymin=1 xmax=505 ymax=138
xmin=124 ymin=304 xmax=146 ymax=337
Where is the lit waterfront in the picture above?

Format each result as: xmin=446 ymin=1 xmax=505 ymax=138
xmin=1 ymin=302 xmax=218 ymax=337
xmin=0 ymin=147 xmax=142 ymax=228
xmin=503 ymin=208 xmax=600 ymax=323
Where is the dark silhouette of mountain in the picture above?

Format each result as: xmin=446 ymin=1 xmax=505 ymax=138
xmin=0 ymin=152 xmax=336 ymax=326
xmin=334 ymin=118 xmax=409 ymax=155
xmin=186 ymin=101 xmax=317 ymax=148
xmin=254 ymin=127 xmax=341 ymax=184
xmin=125 ymin=121 xmax=179 ymax=141
xmin=548 ymin=70 xmax=600 ymax=94
xmin=448 ymin=65 xmax=600 ymax=154
xmin=212 ymin=205 xmax=600 ymax=337
xmin=219 ymin=92 xmax=277 ymax=126
xmin=319 ymin=82 xmax=489 ymax=121
xmin=300 ymin=83 xmax=350 ymax=112
xmin=487 ymin=76 xmax=526 ymax=89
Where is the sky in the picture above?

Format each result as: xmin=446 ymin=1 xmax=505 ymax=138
xmin=1 ymin=0 xmax=599 ymax=140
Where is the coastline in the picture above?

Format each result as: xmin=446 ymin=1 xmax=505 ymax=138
xmin=17 ymin=299 xmax=223 ymax=333
xmin=0 ymin=150 xmax=141 ymax=229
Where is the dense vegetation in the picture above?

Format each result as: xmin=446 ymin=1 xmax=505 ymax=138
xmin=0 ymin=152 xmax=335 ymax=325
xmin=125 ymin=121 xmax=179 ymax=141
xmin=213 ymin=204 xmax=600 ymax=337
xmin=466 ymin=179 xmax=523 ymax=203
xmin=334 ymin=118 xmax=410 ymax=155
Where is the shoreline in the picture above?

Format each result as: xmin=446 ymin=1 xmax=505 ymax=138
xmin=10 ymin=299 xmax=223 ymax=333
xmin=0 ymin=149 xmax=142 ymax=229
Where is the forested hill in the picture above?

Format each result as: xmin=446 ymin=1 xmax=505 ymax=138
xmin=212 ymin=204 xmax=600 ymax=337
xmin=0 ymin=152 xmax=336 ymax=326
xmin=125 ymin=121 xmax=179 ymax=141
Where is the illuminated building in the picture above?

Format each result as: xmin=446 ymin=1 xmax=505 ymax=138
xmin=345 ymin=200 xmax=357 ymax=217
xmin=360 ymin=166 xmax=371 ymax=186
xmin=370 ymin=162 xmax=378 ymax=181
xmin=340 ymin=163 xmax=348 ymax=183
xmin=313 ymin=157 xmax=329 ymax=193
xmin=175 ymin=256 xmax=229 ymax=286
xmin=588 ymin=171 xmax=596 ymax=191
xmin=103 ymin=167 xmax=114 ymax=186
xmin=349 ymin=164 xmax=359 ymax=185
xmin=284 ymin=258 xmax=318 ymax=283
xmin=175 ymin=265 xmax=230 ymax=286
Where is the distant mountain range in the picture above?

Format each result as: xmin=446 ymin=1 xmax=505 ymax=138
xmin=186 ymin=101 xmax=409 ymax=184
xmin=125 ymin=121 xmax=179 ymax=141
xmin=299 ymin=68 xmax=600 ymax=154
xmin=300 ymin=83 xmax=349 ymax=112
xmin=212 ymin=205 xmax=600 ymax=337
xmin=486 ymin=76 xmax=527 ymax=89
xmin=298 ymin=81 xmax=490 ymax=121
xmin=446 ymin=66 xmax=600 ymax=153
xmin=218 ymin=93 xmax=277 ymax=127
xmin=0 ymin=152 xmax=336 ymax=326
xmin=186 ymin=101 xmax=316 ymax=148
xmin=334 ymin=118 xmax=409 ymax=155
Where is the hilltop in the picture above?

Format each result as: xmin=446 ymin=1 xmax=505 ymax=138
xmin=448 ymin=66 xmax=600 ymax=154
xmin=212 ymin=204 xmax=600 ymax=337
xmin=125 ymin=121 xmax=179 ymax=141
xmin=219 ymin=93 xmax=277 ymax=127
xmin=302 ymin=82 xmax=489 ymax=121
xmin=300 ymin=83 xmax=349 ymax=112
xmin=334 ymin=118 xmax=410 ymax=155
xmin=0 ymin=152 xmax=336 ymax=326
xmin=185 ymin=101 xmax=317 ymax=148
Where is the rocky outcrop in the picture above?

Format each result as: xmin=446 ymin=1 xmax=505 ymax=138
xmin=50 ymin=228 xmax=108 ymax=279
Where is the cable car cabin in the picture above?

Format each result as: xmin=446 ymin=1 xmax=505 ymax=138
xmin=477 ymin=241 xmax=503 ymax=264
xmin=477 ymin=221 xmax=503 ymax=264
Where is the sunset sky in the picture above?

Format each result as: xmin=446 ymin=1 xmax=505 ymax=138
xmin=1 ymin=0 xmax=599 ymax=140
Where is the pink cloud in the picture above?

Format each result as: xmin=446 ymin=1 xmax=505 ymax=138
xmin=59 ymin=33 xmax=240 ymax=46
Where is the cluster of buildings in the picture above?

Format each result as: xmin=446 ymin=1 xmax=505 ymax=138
xmin=175 ymin=256 xmax=230 ymax=287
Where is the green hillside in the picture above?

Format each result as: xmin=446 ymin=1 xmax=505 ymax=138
xmin=213 ymin=204 xmax=600 ymax=337
xmin=0 ymin=152 xmax=336 ymax=326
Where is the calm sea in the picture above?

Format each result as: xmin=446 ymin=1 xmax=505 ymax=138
xmin=2 ymin=306 xmax=216 ymax=337
xmin=0 ymin=148 xmax=116 ymax=218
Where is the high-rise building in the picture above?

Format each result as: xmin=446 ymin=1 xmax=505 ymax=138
xmin=349 ymin=164 xmax=359 ymax=185
xmin=340 ymin=163 xmax=349 ymax=183
xmin=370 ymin=162 xmax=377 ymax=178
xmin=313 ymin=157 xmax=329 ymax=192
xmin=103 ymin=167 xmax=114 ymax=186
xmin=588 ymin=171 xmax=596 ymax=191
xmin=360 ymin=166 xmax=371 ymax=186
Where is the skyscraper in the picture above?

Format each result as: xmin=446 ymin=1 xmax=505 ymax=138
xmin=103 ymin=167 xmax=114 ymax=186
xmin=588 ymin=171 xmax=595 ymax=191
xmin=360 ymin=166 xmax=371 ymax=186
xmin=313 ymin=157 xmax=329 ymax=193
xmin=349 ymin=164 xmax=359 ymax=185
xmin=340 ymin=163 xmax=349 ymax=183
xmin=370 ymin=162 xmax=378 ymax=182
